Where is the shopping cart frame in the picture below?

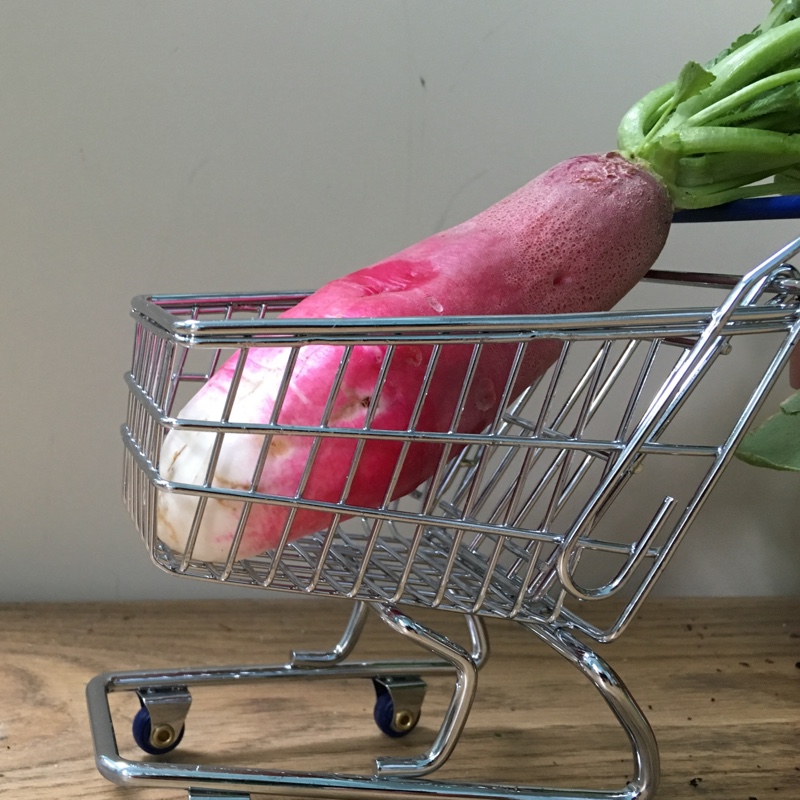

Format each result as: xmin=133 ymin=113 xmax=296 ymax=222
xmin=87 ymin=229 xmax=800 ymax=800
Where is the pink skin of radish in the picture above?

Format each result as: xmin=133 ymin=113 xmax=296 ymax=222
xmin=158 ymin=152 xmax=673 ymax=562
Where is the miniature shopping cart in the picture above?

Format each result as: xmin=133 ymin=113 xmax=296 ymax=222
xmin=87 ymin=211 xmax=800 ymax=800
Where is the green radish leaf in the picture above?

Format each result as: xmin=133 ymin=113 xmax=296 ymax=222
xmin=707 ymin=32 xmax=760 ymax=68
xmin=736 ymin=389 xmax=800 ymax=471
xmin=780 ymin=389 xmax=800 ymax=414
xmin=636 ymin=62 xmax=717 ymax=149
xmin=618 ymin=8 xmax=800 ymax=208
xmin=673 ymin=61 xmax=716 ymax=107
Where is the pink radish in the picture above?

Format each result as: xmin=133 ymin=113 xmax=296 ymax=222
xmin=158 ymin=153 xmax=672 ymax=561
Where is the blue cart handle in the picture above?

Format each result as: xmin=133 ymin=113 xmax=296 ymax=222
xmin=673 ymin=195 xmax=800 ymax=222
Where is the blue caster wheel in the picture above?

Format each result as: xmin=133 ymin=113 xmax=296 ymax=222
xmin=132 ymin=705 xmax=185 ymax=755
xmin=372 ymin=677 xmax=424 ymax=738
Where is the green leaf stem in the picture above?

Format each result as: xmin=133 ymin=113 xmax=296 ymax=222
xmin=618 ymin=1 xmax=800 ymax=209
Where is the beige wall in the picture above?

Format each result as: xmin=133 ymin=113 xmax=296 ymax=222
xmin=1 ymin=0 xmax=797 ymax=600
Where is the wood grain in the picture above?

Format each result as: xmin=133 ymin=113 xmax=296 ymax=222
xmin=0 ymin=597 xmax=798 ymax=800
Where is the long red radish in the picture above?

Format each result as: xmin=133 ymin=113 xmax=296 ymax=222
xmin=159 ymin=154 xmax=671 ymax=561
xmin=157 ymin=3 xmax=800 ymax=561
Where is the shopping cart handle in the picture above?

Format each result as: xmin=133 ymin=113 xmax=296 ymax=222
xmin=672 ymin=195 xmax=800 ymax=222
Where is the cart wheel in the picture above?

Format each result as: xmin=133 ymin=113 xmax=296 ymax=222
xmin=372 ymin=677 xmax=425 ymax=738
xmin=132 ymin=705 xmax=185 ymax=755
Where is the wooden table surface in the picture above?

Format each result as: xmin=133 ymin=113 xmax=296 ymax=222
xmin=1 ymin=596 xmax=798 ymax=800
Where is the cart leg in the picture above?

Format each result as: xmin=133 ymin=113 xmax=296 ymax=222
xmin=290 ymin=600 xmax=369 ymax=667
xmin=369 ymin=614 xmax=489 ymax=740
xmin=289 ymin=601 xmax=490 ymax=670
xmin=465 ymin=614 xmax=490 ymax=669
xmin=522 ymin=622 xmax=659 ymax=800
xmin=372 ymin=604 xmax=479 ymax=778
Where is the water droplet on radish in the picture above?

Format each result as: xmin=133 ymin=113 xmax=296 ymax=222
xmin=426 ymin=296 xmax=444 ymax=313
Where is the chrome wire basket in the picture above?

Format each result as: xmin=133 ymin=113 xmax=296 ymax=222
xmin=88 ymin=232 xmax=800 ymax=800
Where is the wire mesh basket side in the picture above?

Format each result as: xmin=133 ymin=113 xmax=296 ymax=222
xmin=121 ymin=252 xmax=800 ymax=639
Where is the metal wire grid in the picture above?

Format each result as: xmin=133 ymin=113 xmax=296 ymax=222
xmin=122 ymin=248 xmax=800 ymax=641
